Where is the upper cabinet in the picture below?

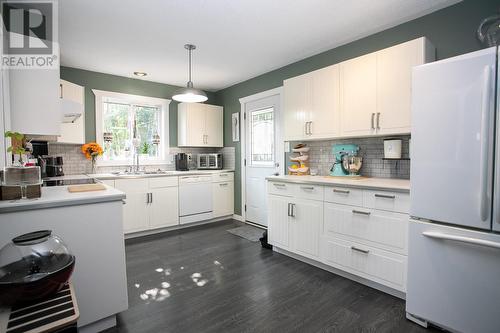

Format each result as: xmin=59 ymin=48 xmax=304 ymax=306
xmin=283 ymin=65 xmax=340 ymax=141
xmin=283 ymin=37 xmax=435 ymax=141
xmin=178 ymin=102 xmax=223 ymax=147
xmin=8 ymin=43 xmax=61 ymax=136
xmin=340 ymin=53 xmax=377 ymax=137
xmin=58 ymin=79 xmax=85 ymax=144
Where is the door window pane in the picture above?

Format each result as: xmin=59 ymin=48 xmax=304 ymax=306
xmin=250 ymin=108 xmax=274 ymax=166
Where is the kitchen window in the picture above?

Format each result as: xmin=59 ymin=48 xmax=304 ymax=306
xmin=93 ymin=90 xmax=171 ymax=165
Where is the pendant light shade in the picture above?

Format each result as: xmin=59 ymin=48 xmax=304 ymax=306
xmin=173 ymin=44 xmax=208 ymax=103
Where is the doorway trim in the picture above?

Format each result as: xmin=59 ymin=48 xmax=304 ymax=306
xmin=239 ymin=86 xmax=283 ymax=224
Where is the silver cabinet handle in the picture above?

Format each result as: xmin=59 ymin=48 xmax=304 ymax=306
xmin=376 ymin=112 xmax=381 ymax=130
xmin=371 ymin=113 xmax=375 ymax=130
xmin=333 ymin=189 xmax=350 ymax=194
xmin=308 ymin=121 xmax=313 ymax=135
xmin=220 ymin=173 xmax=228 ymax=177
xmin=352 ymin=209 xmax=371 ymax=216
xmin=150 ymin=192 xmax=153 ymax=204
xmin=287 ymin=203 xmax=292 ymax=217
xmin=374 ymin=193 xmax=395 ymax=199
xmin=146 ymin=193 xmax=150 ymax=204
xmin=219 ymin=183 xmax=228 ymax=187
xmin=480 ymin=65 xmax=493 ymax=222
xmin=290 ymin=203 xmax=296 ymax=217
xmin=121 ymin=199 xmax=126 ymax=205
xmin=300 ymin=186 xmax=314 ymax=190
xmin=304 ymin=122 xmax=308 ymax=135
xmin=351 ymin=246 xmax=369 ymax=254
xmin=273 ymin=183 xmax=286 ymax=188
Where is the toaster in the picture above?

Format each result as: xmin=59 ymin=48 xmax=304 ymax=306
xmin=197 ymin=153 xmax=223 ymax=170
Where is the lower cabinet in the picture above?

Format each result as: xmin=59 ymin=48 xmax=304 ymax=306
xmin=212 ymin=180 xmax=234 ymax=217
xmin=113 ymin=177 xmax=179 ymax=234
xmin=267 ymin=180 xmax=409 ymax=294
xmin=268 ymin=194 xmax=322 ymax=260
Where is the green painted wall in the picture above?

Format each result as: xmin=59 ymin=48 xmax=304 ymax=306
xmin=60 ymin=67 xmax=217 ymax=146
xmin=214 ymin=0 xmax=499 ymax=215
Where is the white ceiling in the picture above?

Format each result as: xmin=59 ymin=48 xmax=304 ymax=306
xmin=59 ymin=0 xmax=460 ymax=91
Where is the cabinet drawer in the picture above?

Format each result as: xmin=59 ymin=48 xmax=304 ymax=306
xmin=267 ymin=181 xmax=295 ymax=197
xmin=295 ymin=184 xmax=323 ymax=201
xmin=363 ymin=190 xmax=410 ymax=213
xmin=212 ymin=172 xmax=234 ymax=182
xmin=324 ymin=203 xmax=408 ymax=255
xmin=321 ymin=236 xmax=407 ymax=291
xmin=149 ymin=176 xmax=178 ymax=189
xmin=324 ymin=186 xmax=363 ymax=206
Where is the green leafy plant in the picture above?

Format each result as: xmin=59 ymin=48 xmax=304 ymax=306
xmin=140 ymin=142 xmax=151 ymax=155
xmin=4 ymin=131 xmax=26 ymax=165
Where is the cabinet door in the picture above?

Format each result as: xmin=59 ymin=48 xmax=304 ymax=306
xmin=290 ymin=198 xmax=322 ymax=259
xmin=309 ymin=65 xmax=340 ymax=139
xmin=114 ymin=179 xmax=149 ymax=233
xmin=179 ymin=103 xmax=205 ymax=146
xmin=205 ymin=105 xmax=223 ymax=147
xmin=150 ymin=187 xmax=179 ymax=229
xmin=59 ymin=80 xmax=85 ymax=144
xmin=376 ymin=39 xmax=423 ymax=135
xmin=268 ymin=194 xmax=291 ymax=249
xmin=213 ymin=181 xmax=234 ymax=217
xmin=283 ymin=73 xmax=311 ymax=141
xmin=340 ymin=53 xmax=377 ymax=137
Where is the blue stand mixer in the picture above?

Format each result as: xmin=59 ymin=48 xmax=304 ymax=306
xmin=330 ymin=144 xmax=361 ymax=176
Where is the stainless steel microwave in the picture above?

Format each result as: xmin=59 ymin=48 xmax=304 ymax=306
xmin=197 ymin=153 xmax=223 ymax=170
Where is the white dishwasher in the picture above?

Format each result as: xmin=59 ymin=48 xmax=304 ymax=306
xmin=178 ymin=175 xmax=213 ymax=224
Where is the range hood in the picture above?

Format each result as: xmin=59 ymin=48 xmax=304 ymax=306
xmin=61 ymin=98 xmax=83 ymax=123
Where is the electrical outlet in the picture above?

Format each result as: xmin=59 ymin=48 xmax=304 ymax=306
xmin=187 ymin=153 xmax=193 ymax=162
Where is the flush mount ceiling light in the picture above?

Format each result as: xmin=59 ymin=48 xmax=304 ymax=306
xmin=172 ymin=44 xmax=208 ymax=103
xmin=133 ymin=71 xmax=147 ymax=77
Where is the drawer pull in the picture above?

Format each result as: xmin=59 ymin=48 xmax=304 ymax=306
xmin=290 ymin=203 xmax=296 ymax=217
xmin=352 ymin=209 xmax=371 ymax=216
xmin=300 ymin=186 xmax=315 ymax=190
xmin=220 ymin=174 xmax=229 ymax=177
xmin=273 ymin=183 xmax=286 ymax=188
xmin=374 ymin=193 xmax=396 ymax=199
xmin=351 ymin=246 xmax=369 ymax=254
xmin=333 ymin=189 xmax=350 ymax=194
xmin=219 ymin=183 xmax=228 ymax=187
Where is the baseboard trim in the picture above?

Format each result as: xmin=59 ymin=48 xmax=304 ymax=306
xmin=124 ymin=215 xmax=233 ymax=239
xmin=243 ymin=220 xmax=267 ymax=230
xmin=274 ymin=247 xmax=406 ymax=300
xmin=232 ymin=214 xmax=244 ymax=222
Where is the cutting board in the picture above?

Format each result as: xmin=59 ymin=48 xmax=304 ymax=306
xmin=67 ymin=184 xmax=107 ymax=193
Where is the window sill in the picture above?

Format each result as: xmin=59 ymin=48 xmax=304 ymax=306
xmin=97 ymin=159 xmax=172 ymax=167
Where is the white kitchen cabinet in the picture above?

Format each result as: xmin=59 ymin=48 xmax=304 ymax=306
xmin=268 ymin=194 xmax=291 ymax=250
xmin=340 ymin=52 xmax=378 ymax=137
xmin=114 ymin=178 xmax=149 ymax=233
xmin=376 ymin=37 xmax=434 ymax=135
xmin=114 ymin=177 xmax=179 ymax=233
xmin=212 ymin=181 xmax=234 ymax=217
xmin=150 ymin=186 xmax=179 ymax=229
xmin=283 ymin=72 xmax=311 ymax=141
xmin=8 ymin=43 xmax=61 ymax=136
xmin=290 ymin=198 xmax=322 ymax=259
xmin=283 ymin=65 xmax=340 ymax=141
xmin=178 ymin=102 xmax=223 ymax=147
xmin=58 ymin=79 xmax=85 ymax=144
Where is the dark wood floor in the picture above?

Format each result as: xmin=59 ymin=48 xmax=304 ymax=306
xmin=104 ymin=219 xmax=439 ymax=333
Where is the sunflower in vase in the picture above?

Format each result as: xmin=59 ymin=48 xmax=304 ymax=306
xmin=81 ymin=142 xmax=103 ymax=174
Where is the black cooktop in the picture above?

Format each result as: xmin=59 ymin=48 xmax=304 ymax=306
xmin=42 ymin=178 xmax=99 ymax=187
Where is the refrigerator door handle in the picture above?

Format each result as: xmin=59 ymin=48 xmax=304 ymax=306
xmin=423 ymin=231 xmax=500 ymax=250
xmin=479 ymin=65 xmax=493 ymax=222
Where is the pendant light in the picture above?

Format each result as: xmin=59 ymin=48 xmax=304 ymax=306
xmin=172 ymin=44 xmax=208 ymax=103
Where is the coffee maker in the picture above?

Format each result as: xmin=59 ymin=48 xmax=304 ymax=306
xmin=45 ymin=156 xmax=64 ymax=177
xmin=175 ymin=153 xmax=189 ymax=171
xmin=330 ymin=144 xmax=362 ymax=176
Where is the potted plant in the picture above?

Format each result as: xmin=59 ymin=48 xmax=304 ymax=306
xmin=140 ymin=142 xmax=151 ymax=158
xmin=4 ymin=131 xmax=26 ymax=166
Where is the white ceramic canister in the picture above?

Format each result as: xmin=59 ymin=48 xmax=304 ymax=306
xmin=384 ymin=138 xmax=402 ymax=159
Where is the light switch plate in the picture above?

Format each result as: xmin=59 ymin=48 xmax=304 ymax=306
xmin=284 ymin=141 xmax=291 ymax=153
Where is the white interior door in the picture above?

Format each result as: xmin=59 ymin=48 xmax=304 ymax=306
xmin=244 ymin=93 xmax=282 ymax=226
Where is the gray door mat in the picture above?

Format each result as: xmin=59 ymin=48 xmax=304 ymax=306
xmin=227 ymin=225 xmax=265 ymax=242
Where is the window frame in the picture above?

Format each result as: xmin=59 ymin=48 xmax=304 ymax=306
xmin=93 ymin=89 xmax=171 ymax=166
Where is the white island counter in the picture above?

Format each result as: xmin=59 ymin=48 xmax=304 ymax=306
xmin=0 ymin=184 xmax=128 ymax=333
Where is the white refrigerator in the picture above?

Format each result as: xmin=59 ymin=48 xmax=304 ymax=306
xmin=407 ymin=46 xmax=500 ymax=333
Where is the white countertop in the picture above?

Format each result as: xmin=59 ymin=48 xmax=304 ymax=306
xmin=266 ymin=175 xmax=410 ymax=192
xmin=88 ymin=169 xmax=234 ymax=180
xmin=0 ymin=184 xmax=125 ymax=213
